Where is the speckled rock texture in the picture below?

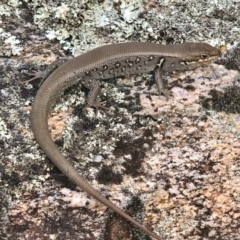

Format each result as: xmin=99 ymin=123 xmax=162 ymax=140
xmin=0 ymin=1 xmax=240 ymax=239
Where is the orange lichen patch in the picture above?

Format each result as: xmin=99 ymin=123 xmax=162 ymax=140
xmin=145 ymin=189 xmax=174 ymax=217
xmin=21 ymin=126 xmax=34 ymax=139
xmin=212 ymin=143 xmax=239 ymax=165
xmin=203 ymin=186 xmax=238 ymax=218
xmin=48 ymin=110 xmax=72 ymax=140
xmin=20 ymin=106 xmax=34 ymax=138
xmin=23 ymin=42 xmax=63 ymax=63
xmin=219 ymin=44 xmax=228 ymax=54
xmin=144 ymin=0 xmax=163 ymax=12
xmin=24 ymin=51 xmax=57 ymax=63
xmin=151 ymin=189 xmax=170 ymax=206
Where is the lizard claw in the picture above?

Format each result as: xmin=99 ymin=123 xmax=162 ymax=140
xmin=83 ymin=100 xmax=109 ymax=116
xmin=20 ymin=70 xmax=47 ymax=84
xmin=160 ymin=89 xmax=172 ymax=100
xmin=21 ymin=58 xmax=70 ymax=85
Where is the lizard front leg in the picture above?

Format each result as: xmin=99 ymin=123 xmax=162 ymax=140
xmin=83 ymin=77 xmax=108 ymax=113
xmin=154 ymin=57 xmax=171 ymax=99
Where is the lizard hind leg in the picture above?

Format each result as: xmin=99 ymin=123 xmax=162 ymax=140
xmin=20 ymin=70 xmax=47 ymax=84
xmin=83 ymin=78 xmax=108 ymax=114
xmin=21 ymin=58 xmax=69 ymax=85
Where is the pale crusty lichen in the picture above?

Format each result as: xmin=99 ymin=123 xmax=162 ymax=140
xmin=0 ymin=1 xmax=23 ymax=55
xmin=1 ymin=0 xmax=240 ymax=56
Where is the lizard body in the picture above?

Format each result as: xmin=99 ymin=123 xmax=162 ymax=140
xmin=29 ymin=42 xmax=221 ymax=239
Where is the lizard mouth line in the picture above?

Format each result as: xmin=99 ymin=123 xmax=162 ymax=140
xmin=184 ymin=55 xmax=221 ymax=65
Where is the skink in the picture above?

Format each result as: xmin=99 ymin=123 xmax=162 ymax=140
xmin=28 ymin=42 xmax=221 ymax=239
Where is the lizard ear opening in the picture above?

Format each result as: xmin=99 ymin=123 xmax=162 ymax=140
xmin=201 ymin=54 xmax=209 ymax=59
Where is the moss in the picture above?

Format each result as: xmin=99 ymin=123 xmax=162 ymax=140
xmin=202 ymin=84 xmax=240 ymax=113
xmin=96 ymin=165 xmax=123 ymax=185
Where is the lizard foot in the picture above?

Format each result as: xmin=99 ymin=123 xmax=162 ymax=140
xmin=159 ymin=89 xmax=172 ymax=100
xmin=20 ymin=71 xmax=46 ymax=84
xmin=83 ymin=101 xmax=109 ymax=116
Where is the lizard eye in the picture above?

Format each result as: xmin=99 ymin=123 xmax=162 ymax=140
xmin=201 ymin=54 xmax=209 ymax=59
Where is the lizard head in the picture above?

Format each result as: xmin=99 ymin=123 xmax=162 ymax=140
xmin=162 ymin=42 xmax=222 ymax=72
xmin=182 ymin=42 xmax=221 ymax=63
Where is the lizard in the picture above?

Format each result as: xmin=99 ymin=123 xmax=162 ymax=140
xmin=25 ymin=42 xmax=221 ymax=239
